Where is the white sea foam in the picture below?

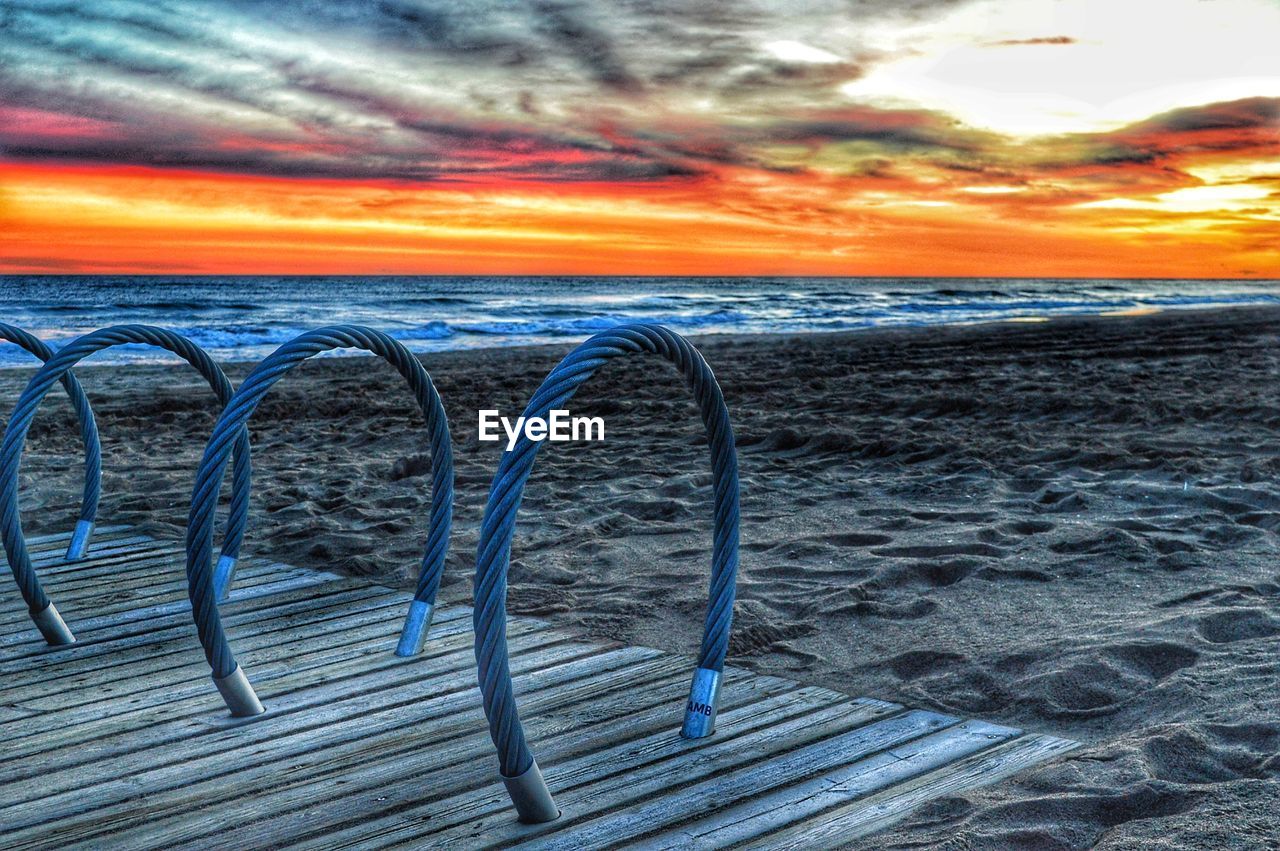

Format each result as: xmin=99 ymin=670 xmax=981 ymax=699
xmin=0 ymin=275 xmax=1275 ymax=367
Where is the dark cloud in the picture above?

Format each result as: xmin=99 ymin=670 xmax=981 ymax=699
xmin=1128 ymin=97 xmax=1280 ymax=134
xmin=0 ymin=0 xmax=747 ymax=181
xmin=222 ymin=0 xmax=533 ymax=62
xmin=1007 ymin=98 xmax=1280 ymax=179
xmin=988 ymin=36 xmax=1075 ymax=46
xmin=530 ymin=1 xmax=643 ymax=92
xmin=2 ymin=0 xmax=1273 ymax=191
xmin=1064 ymin=98 xmax=1280 ymax=168
xmin=761 ymin=107 xmax=985 ymax=154
xmin=716 ymin=58 xmax=866 ymax=100
xmin=0 ymin=135 xmax=702 ymax=182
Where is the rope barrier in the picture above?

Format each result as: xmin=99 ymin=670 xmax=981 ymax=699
xmin=0 ymin=325 xmax=252 ymax=645
xmin=471 ymin=323 xmax=740 ymax=823
xmin=182 ymin=325 xmax=453 ymax=717
xmin=0 ymin=323 xmax=102 ymax=561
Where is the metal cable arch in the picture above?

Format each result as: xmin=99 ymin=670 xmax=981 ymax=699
xmin=0 ymin=325 xmax=252 ymax=646
xmin=182 ymin=324 xmax=453 ymax=717
xmin=0 ymin=323 xmax=102 ymax=561
xmin=472 ymin=323 xmax=740 ymax=823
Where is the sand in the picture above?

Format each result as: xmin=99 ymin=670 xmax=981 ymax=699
xmin=5 ymin=306 xmax=1279 ymax=848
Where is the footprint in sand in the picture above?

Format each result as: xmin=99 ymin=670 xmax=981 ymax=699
xmin=885 ymin=649 xmax=965 ymax=680
xmin=909 ymin=510 xmax=998 ymax=523
xmin=822 ymin=532 xmax=894 ymax=547
xmin=1196 ymin=608 xmax=1280 ymax=644
xmin=1142 ymin=723 xmax=1280 ymax=784
xmin=907 ymin=558 xmax=981 ymax=588
xmin=1020 ymin=641 xmax=1199 ymax=717
xmin=871 ymin=542 xmax=1009 ymax=559
xmin=833 ymin=597 xmax=938 ymax=620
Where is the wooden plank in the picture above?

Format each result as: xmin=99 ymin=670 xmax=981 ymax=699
xmin=20 ymin=539 xmax=320 ymax=594
xmin=0 ymin=601 xmax=499 ymax=757
xmin=0 ymin=584 xmax=400 ymax=683
xmin=165 ymin=672 xmax=802 ymax=851
xmin=0 ymin=611 xmax=529 ymax=766
xmin=0 ymin=620 xmax=577 ymax=771
xmin=13 ymin=534 xmax=159 ymax=573
xmin=0 ymin=544 xmax=185 ymax=625
xmin=0 ymin=570 xmax=339 ymax=667
xmin=0 ymin=525 xmax=138 ymax=565
xmin=0 ymin=594 xmax=454 ymax=741
xmin=1 ymin=591 xmax=420 ymax=705
xmin=4 ymin=543 xmax=181 ymax=609
xmin=0 ymin=580 xmax=386 ymax=668
xmin=0 ymin=528 xmax=1079 ymax=850
xmin=298 ymin=685 xmax=894 ymax=851
xmin=15 ymin=656 xmax=707 ymax=849
xmin=2 ymin=569 xmax=340 ymax=651
xmin=4 ymin=577 xmax=415 ymax=680
xmin=0 ymin=559 xmax=328 ymax=647
xmin=0 ymin=558 xmax=321 ymax=632
xmin=0 ymin=557 xmax=322 ymax=647
xmin=0 ymin=706 xmax=36 ymax=722
xmin=3 ymin=646 xmax=666 ymax=850
xmin=0 ymin=545 xmax=202 ymax=607
xmin=23 ymin=524 xmax=135 ymax=548
xmin=27 ymin=661 xmax=698 ymax=840
xmin=648 ymin=719 xmax=1024 ymax=848
xmin=417 ymin=704 xmax=948 ymax=851
xmin=742 ymin=733 xmax=1080 ymax=848
xmin=29 ymin=543 xmax=290 ymax=590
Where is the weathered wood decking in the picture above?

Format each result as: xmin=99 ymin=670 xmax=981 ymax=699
xmin=0 ymin=528 xmax=1077 ymax=849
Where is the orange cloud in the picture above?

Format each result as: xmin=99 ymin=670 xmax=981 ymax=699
xmin=3 ymin=141 xmax=1275 ymax=278
xmin=2 ymin=0 xmax=1276 ymax=277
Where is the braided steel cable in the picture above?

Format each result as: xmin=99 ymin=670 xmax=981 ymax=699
xmin=0 ymin=323 xmax=102 ymax=557
xmin=472 ymin=323 xmax=739 ymax=821
xmin=183 ymin=325 xmax=453 ymax=715
xmin=0 ymin=325 xmax=252 ymax=645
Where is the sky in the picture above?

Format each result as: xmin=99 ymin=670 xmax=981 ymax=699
xmin=1 ymin=0 xmax=1278 ymax=277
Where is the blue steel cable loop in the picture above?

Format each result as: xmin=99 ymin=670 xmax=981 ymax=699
xmin=0 ymin=325 xmax=252 ymax=646
xmin=0 ymin=323 xmax=102 ymax=560
xmin=472 ymin=323 xmax=739 ymax=823
xmin=183 ymin=324 xmax=453 ymax=716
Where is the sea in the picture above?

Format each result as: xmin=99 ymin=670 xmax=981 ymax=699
xmin=0 ymin=276 xmax=1276 ymax=367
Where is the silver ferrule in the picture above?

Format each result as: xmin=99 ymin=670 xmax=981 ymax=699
xmin=64 ymin=519 xmax=94 ymax=561
xmin=395 ymin=600 xmax=434 ymax=657
xmin=32 ymin=602 xmax=76 ymax=645
xmin=212 ymin=554 xmax=238 ymax=601
xmin=213 ymin=665 xmax=265 ymax=717
xmin=681 ymin=667 xmax=722 ymax=739
xmin=501 ymin=759 xmax=560 ymax=824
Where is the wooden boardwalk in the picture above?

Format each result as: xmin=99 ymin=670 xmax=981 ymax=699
xmin=0 ymin=527 xmax=1077 ymax=849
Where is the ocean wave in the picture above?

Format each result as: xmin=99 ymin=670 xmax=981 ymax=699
xmin=0 ymin=276 xmax=1275 ymax=367
xmin=455 ymin=308 xmax=753 ymax=337
xmin=398 ymin=321 xmax=455 ymax=341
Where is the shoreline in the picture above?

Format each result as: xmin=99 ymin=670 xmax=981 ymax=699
xmin=2 ymin=276 xmax=1276 ymax=371
xmin=1 ymin=299 xmax=1270 ymax=375
xmin=3 ymin=304 xmax=1279 ymax=846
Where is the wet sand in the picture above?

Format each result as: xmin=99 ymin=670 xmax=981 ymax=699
xmin=6 ymin=306 xmax=1280 ymax=848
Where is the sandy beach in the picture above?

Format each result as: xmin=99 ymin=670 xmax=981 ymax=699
xmin=5 ymin=305 xmax=1279 ymax=848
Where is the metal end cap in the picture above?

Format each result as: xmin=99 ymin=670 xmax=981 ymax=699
xmin=65 ymin=519 xmax=94 ymax=561
xmin=395 ymin=600 xmax=434 ymax=657
xmin=213 ymin=665 xmax=265 ymax=717
xmin=213 ymin=554 xmax=238 ymax=602
xmin=32 ymin=602 xmax=76 ymax=645
xmin=501 ymin=759 xmax=560 ymax=824
xmin=681 ymin=667 xmax=722 ymax=739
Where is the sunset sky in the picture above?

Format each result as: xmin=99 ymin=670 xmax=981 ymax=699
xmin=1 ymin=0 xmax=1277 ymax=277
